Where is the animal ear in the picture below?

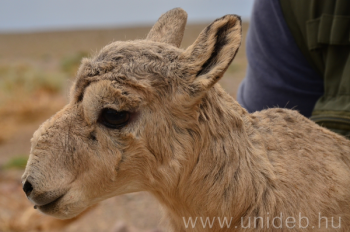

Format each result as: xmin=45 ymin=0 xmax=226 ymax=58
xmin=182 ymin=15 xmax=241 ymax=92
xmin=146 ymin=8 xmax=187 ymax=48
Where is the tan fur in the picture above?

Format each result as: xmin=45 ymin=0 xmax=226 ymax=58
xmin=146 ymin=8 xmax=187 ymax=47
xmin=22 ymin=8 xmax=350 ymax=232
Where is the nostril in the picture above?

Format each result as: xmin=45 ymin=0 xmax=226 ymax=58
xmin=23 ymin=180 xmax=33 ymax=196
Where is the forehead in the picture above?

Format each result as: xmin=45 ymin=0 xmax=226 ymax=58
xmin=71 ymin=40 xmax=183 ymax=103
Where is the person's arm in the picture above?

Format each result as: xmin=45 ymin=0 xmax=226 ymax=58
xmin=237 ymin=0 xmax=323 ymax=118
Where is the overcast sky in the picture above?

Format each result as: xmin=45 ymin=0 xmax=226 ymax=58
xmin=0 ymin=0 xmax=254 ymax=32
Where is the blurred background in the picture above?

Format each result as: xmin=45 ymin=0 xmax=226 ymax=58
xmin=0 ymin=1 xmax=253 ymax=231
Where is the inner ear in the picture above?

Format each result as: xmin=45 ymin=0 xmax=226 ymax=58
xmin=146 ymin=8 xmax=187 ymax=48
xmin=182 ymin=15 xmax=242 ymax=91
xmin=197 ymin=22 xmax=234 ymax=77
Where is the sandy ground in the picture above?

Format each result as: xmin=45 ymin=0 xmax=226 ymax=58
xmin=0 ymin=22 xmax=249 ymax=232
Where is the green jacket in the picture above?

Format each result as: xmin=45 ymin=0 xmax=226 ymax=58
xmin=280 ymin=0 xmax=350 ymax=138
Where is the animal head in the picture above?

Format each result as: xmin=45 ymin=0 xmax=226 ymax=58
xmin=22 ymin=8 xmax=241 ymax=219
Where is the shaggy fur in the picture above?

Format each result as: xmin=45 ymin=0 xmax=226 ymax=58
xmin=22 ymin=8 xmax=350 ymax=232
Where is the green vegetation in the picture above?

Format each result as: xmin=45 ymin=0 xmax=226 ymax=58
xmin=2 ymin=156 xmax=28 ymax=170
xmin=0 ymin=51 xmax=88 ymax=101
xmin=60 ymin=51 xmax=88 ymax=75
xmin=0 ymin=65 xmax=66 ymax=95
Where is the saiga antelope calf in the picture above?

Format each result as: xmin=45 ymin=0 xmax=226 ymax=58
xmin=22 ymin=8 xmax=350 ymax=232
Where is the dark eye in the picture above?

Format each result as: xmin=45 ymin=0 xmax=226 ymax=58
xmin=99 ymin=108 xmax=130 ymax=129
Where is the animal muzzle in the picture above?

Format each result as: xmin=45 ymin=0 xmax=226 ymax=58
xmin=22 ymin=176 xmax=67 ymax=208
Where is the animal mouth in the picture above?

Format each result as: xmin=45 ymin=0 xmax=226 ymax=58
xmin=34 ymin=194 xmax=65 ymax=211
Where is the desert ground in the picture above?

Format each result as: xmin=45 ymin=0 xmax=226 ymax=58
xmin=0 ymin=22 xmax=249 ymax=232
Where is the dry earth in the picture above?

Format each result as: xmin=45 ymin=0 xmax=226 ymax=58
xmin=0 ymin=22 xmax=249 ymax=232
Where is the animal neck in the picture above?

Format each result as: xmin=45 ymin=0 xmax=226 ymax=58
xmin=150 ymin=85 xmax=276 ymax=228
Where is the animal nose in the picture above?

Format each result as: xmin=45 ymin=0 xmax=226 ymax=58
xmin=23 ymin=180 xmax=34 ymax=196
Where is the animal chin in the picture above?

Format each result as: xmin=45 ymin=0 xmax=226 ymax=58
xmin=35 ymin=194 xmax=69 ymax=217
xmin=36 ymin=194 xmax=88 ymax=219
